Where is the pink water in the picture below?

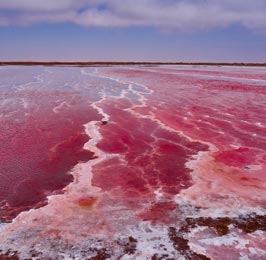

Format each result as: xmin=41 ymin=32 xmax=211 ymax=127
xmin=0 ymin=65 xmax=265 ymax=259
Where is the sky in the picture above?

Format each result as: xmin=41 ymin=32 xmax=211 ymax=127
xmin=0 ymin=0 xmax=266 ymax=62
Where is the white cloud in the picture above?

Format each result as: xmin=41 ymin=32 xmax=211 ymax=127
xmin=0 ymin=0 xmax=86 ymax=11
xmin=0 ymin=0 xmax=266 ymax=31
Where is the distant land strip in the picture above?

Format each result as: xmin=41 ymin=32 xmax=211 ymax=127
xmin=0 ymin=61 xmax=266 ymax=67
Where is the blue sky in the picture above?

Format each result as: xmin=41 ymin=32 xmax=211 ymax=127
xmin=0 ymin=0 xmax=266 ymax=62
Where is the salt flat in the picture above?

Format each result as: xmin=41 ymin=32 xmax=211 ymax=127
xmin=0 ymin=65 xmax=266 ymax=259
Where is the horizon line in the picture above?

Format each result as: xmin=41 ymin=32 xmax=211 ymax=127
xmin=1 ymin=61 xmax=266 ymax=67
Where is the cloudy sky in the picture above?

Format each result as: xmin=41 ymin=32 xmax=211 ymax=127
xmin=1 ymin=0 xmax=266 ymax=62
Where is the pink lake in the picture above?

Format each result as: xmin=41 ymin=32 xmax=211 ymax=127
xmin=0 ymin=65 xmax=266 ymax=260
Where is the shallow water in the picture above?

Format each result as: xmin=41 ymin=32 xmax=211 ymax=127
xmin=0 ymin=65 xmax=266 ymax=259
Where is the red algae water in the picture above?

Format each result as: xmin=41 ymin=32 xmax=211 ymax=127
xmin=0 ymin=65 xmax=266 ymax=259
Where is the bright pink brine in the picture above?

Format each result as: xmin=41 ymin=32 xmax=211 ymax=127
xmin=0 ymin=65 xmax=266 ymax=259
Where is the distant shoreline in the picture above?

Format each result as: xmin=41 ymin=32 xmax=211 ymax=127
xmin=0 ymin=61 xmax=266 ymax=67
